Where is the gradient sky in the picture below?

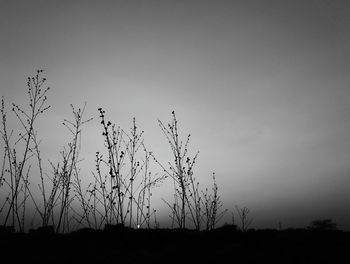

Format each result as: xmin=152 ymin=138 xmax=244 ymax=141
xmin=1 ymin=0 xmax=350 ymax=229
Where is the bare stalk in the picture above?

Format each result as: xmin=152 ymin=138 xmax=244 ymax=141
xmin=235 ymin=205 xmax=253 ymax=232
xmin=1 ymin=70 xmax=50 ymax=231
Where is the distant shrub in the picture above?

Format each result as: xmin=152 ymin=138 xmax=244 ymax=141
xmin=307 ymin=219 xmax=338 ymax=231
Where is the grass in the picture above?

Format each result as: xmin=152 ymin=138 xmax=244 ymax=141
xmin=1 ymin=70 xmax=227 ymax=232
xmin=1 ymin=70 xmax=349 ymax=263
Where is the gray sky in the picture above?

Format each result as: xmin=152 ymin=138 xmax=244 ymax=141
xmin=1 ymin=0 xmax=350 ymax=229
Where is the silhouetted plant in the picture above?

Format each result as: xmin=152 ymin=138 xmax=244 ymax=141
xmin=186 ymin=169 xmax=202 ymax=230
xmin=154 ymin=111 xmax=226 ymax=230
xmin=235 ymin=205 xmax=253 ymax=232
xmin=54 ymin=103 xmax=92 ymax=233
xmin=278 ymin=221 xmax=283 ymax=231
xmin=202 ymin=173 xmax=227 ymax=230
xmin=134 ymin=147 xmax=160 ymax=228
xmin=1 ymin=70 xmax=50 ymax=232
xmin=91 ymin=109 xmax=164 ymax=228
xmin=24 ymin=102 xmax=92 ymax=233
xmin=72 ymin=167 xmax=96 ymax=229
xmin=153 ymin=111 xmax=199 ymax=229
xmin=1 ymin=71 xmax=233 ymax=232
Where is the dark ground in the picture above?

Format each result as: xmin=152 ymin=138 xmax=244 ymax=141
xmin=0 ymin=225 xmax=349 ymax=264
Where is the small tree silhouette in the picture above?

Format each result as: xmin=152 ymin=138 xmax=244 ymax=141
xmin=235 ymin=205 xmax=253 ymax=232
xmin=308 ymin=219 xmax=338 ymax=231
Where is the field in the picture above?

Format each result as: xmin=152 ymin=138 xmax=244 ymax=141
xmin=1 ymin=225 xmax=349 ymax=264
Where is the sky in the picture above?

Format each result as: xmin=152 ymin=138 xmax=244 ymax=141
xmin=1 ymin=0 xmax=350 ymax=230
